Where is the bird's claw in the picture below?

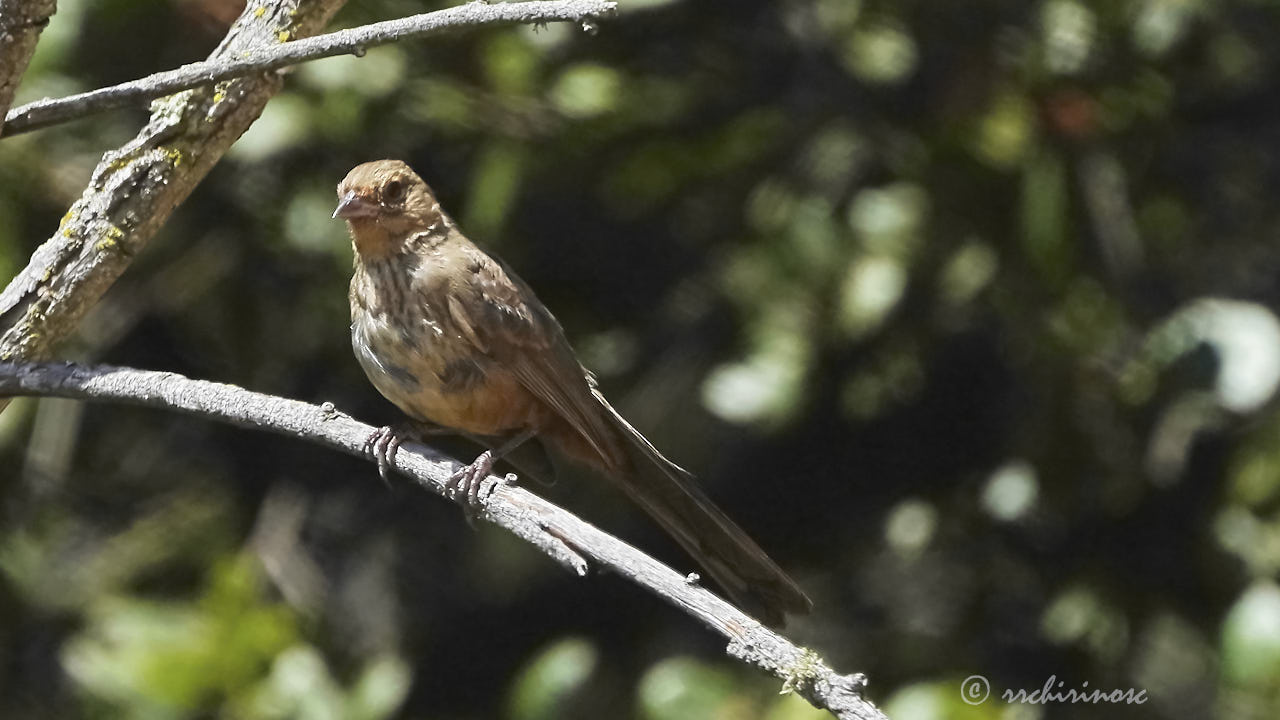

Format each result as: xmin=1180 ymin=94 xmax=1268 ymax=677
xmin=447 ymin=449 xmax=493 ymax=506
xmin=363 ymin=425 xmax=406 ymax=486
xmin=446 ymin=452 xmax=518 ymax=525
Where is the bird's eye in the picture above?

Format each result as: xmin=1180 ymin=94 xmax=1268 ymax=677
xmin=383 ymin=180 xmax=405 ymax=203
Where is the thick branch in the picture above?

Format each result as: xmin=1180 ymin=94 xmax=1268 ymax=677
xmin=0 ymin=0 xmax=56 ymax=133
xmin=0 ymin=0 xmax=348 ymax=367
xmin=2 ymin=0 xmax=616 ymax=138
xmin=0 ymin=361 xmax=888 ymax=720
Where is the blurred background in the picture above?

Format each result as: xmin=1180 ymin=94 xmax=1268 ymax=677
xmin=3 ymin=0 xmax=1280 ymax=718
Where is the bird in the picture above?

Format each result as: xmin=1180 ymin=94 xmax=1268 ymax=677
xmin=333 ymin=159 xmax=811 ymax=626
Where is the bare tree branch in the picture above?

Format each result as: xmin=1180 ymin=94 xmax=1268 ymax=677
xmin=0 ymin=0 xmax=56 ymax=134
xmin=0 ymin=0 xmax=351 ymax=372
xmin=2 ymin=0 xmax=616 ymax=138
xmin=0 ymin=360 xmax=888 ymax=720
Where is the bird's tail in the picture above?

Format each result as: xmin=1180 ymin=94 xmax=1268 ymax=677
xmin=565 ymin=391 xmax=812 ymax=627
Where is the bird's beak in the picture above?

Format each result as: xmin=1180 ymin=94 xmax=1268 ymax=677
xmin=333 ymin=191 xmax=379 ymax=220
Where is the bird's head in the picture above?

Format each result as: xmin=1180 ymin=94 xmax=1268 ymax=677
xmin=334 ymin=159 xmax=445 ymax=257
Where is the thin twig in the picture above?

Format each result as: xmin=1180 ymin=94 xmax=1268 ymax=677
xmin=2 ymin=0 xmax=616 ymax=138
xmin=0 ymin=361 xmax=887 ymax=720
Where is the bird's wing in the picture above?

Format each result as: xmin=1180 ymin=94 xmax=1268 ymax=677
xmin=442 ymin=244 xmax=623 ymax=468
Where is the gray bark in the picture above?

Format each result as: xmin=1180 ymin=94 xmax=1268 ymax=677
xmin=0 ymin=0 xmax=348 ymax=368
xmin=0 ymin=0 xmax=56 ymax=133
xmin=0 ymin=360 xmax=888 ymax=720
xmin=2 ymin=0 xmax=616 ymax=138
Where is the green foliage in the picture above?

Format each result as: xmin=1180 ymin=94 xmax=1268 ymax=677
xmin=63 ymin=554 xmax=299 ymax=715
xmin=5 ymin=0 xmax=1280 ymax=718
xmin=508 ymin=638 xmax=598 ymax=720
xmin=638 ymin=657 xmax=739 ymax=720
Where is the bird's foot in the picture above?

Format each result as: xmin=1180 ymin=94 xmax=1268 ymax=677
xmin=363 ymin=423 xmax=414 ymax=485
xmin=446 ymin=453 xmax=519 ymax=525
xmin=447 ymin=450 xmax=494 ymax=509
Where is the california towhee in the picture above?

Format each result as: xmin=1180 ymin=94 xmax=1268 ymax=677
xmin=334 ymin=159 xmax=811 ymax=625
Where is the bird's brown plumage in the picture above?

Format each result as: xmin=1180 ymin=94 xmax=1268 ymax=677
xmin=337 ymin=159 xmax=811 ymax=625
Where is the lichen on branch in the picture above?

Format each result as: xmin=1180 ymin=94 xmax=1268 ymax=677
xmin=0 ymin=0 xmax=347 ymax=363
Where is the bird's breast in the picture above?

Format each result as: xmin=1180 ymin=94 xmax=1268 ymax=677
xmin=351 ymin=305 xmax=542 ymax=435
